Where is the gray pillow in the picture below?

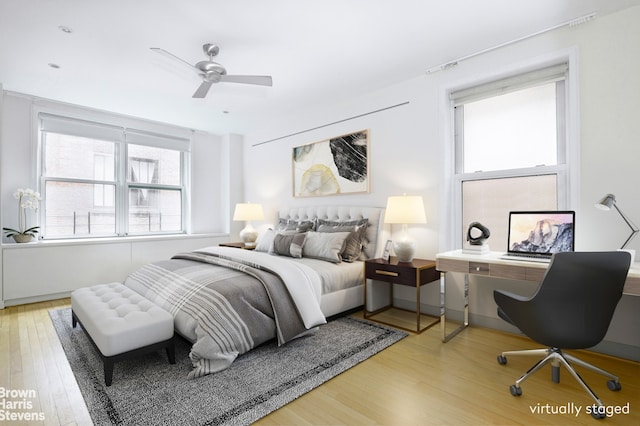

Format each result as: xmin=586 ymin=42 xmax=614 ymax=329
xmin=316 ymin=218 xmax=369 ymax=262
xmin=302 ymin=231 xmax=351 ymax=263
xmin=270 ymin=232 xmax=307 ymax=258
xmin=275 ymin=218 xmax=315 ymax=232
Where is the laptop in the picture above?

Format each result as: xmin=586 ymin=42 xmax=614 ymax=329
xmin=500 ymin=210 xmax=575 ymax=262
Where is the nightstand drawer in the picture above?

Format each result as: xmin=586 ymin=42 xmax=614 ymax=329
xmin=363 ymin=257 xmax=439 ymax=333
xmin=365 ymin=262 xmax=415 ymax=285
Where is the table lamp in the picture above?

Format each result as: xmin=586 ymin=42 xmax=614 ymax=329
xmin=595 ymin=194 xmax=639 ymax=250
xmin=233 ymin=203 xmax=264 ymax=246
xmin=384 ymin=194 xmax=427 ymax=262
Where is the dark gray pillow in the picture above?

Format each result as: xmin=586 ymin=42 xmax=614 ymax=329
xmin=270 ymin=232 xmax=307 ymax=258
xmin=316 ymin=218 xmax=369 ymax=262
xmin=275 ymin=218 xmax=315 ymax=232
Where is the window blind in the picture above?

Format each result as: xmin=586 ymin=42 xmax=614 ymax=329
xmin=125 ymin=129 xmax=190 ymax=152
xmin=40 ymin=113 xmax=123 ymax=142
xmin=450 ymin=63 xmax=568 ymax=106
xmin=40 ymin=113 xmax=191 ymax=152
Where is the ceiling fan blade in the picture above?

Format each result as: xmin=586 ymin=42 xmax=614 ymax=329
xmin=150 ymin=47 xmax=200 ymax=75
xmin=220 ymin=75 xmax=273 ymax=86
xmin=192 ymin=80 xmax=214 ymax=98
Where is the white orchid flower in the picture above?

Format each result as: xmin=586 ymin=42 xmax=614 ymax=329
xmin=4 ymin=187 xmax=41 ymax=240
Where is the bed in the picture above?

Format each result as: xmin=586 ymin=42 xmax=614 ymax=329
xmin=123 ymin=205 xmax=388 ymax=378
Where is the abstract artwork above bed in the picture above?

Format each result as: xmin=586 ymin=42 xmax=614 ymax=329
xmin=292 ymin=130 xmax=369 ymax=197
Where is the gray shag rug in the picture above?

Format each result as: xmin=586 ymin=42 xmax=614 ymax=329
xmin=50 ymin=308 xmax=407 ymax=426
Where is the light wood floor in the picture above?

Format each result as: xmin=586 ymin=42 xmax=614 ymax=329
xmin=1 ymin=300 xmax=638 ymax=425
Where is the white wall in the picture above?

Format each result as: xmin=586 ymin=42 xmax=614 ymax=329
xmin=242 ymin=7 xmax=640 ymax=359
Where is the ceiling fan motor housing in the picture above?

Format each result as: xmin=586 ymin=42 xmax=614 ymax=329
xmin=196 ymin=60 xmax=226 ymax=82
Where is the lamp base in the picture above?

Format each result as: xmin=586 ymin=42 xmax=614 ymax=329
xmin=239 ymin=223 xmax=258 ymax=245
xmin=393 ymin=240 xmax=416 ymax=263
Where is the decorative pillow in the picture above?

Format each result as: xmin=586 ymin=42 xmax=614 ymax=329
xmin=316 ymin=218 xmax=369 ymax=262
xmin=254 ymin=229 xmax=275 ymax=252
xmin=275 ymin=218 xmax=315 ymax=232
xmin=270 ymin=231 xmax=307 ymax=258
xmin=302 ymin=231 xmax=351 ymax=263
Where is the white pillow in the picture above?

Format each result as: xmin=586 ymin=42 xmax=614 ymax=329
xmin=255 ymin=229 xmax=275 ymax=252
xmin=302 ymin=231 xmax=351 ymax=263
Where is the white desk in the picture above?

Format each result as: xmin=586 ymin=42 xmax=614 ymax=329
xmin=435 ymin=250 xmax=640 ymax=342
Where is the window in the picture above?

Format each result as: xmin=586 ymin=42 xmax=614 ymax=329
xmin=451 ymin=63 xmax=572 ymax=249
xmin=127 ymin=145 xmax=183 ymax=234
xmin=39 ymin=114 xmax=190 ymax=239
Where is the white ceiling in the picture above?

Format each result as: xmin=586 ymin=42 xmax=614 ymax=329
xmin=1 ymin=0 xmax=638 ymax=135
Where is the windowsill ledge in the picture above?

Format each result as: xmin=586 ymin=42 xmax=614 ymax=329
xmin=1 ymin=232 xmax=229 ymax=249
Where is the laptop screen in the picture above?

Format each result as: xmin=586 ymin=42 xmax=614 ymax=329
xmin=507 ymin=211 xmax=575 ymax=256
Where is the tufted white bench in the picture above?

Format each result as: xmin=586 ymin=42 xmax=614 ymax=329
xmin=71 ymin=282 xmax=175 ymax=386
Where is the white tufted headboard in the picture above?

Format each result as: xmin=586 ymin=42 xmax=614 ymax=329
xmin=278 ymin=206 xmax=389 ymax=259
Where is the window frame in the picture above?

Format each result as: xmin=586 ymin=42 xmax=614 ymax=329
xmin=445 ymin=54 xmax=580 ymax=250
xmin=38 ymin=113 xmax=190 ymax=240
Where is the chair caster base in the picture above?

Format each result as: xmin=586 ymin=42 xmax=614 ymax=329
xmin=607 ymin=380 xmax=621 ymax=391
xmin=552 ymin=365 xmax=560 ymax=383
xmin=497 ymin=355 xmax=507 ymax=365
xmin=509 ymin=384 xmax=522 ymax=396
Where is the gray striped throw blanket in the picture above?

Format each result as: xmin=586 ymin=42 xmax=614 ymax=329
xmin=124 ymin=246 xmax=326 ymax=378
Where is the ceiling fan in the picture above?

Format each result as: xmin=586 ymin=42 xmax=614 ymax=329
xmin=150 ymin=43 xmax=273 ymax=98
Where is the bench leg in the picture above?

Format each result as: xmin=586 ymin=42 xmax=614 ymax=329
xmin=166 ymin=338 xmax=176 ymax=365
xmin=72 ymin=311 xmax=77 ymax=328
xmin=104 ymin=360 xmax=114 ymax=386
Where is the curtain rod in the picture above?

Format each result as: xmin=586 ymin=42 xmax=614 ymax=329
xmin=251 ymin=101 xmax=410 ymax=147
xmin=425 ymin=12 xmax=596 ymax=74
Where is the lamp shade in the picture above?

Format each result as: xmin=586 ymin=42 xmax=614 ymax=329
xmin=384 ymin=195 xmax=427 ymax=224
xmin=594 ymin=193 xmax=639 ymax=250
xmin=233 ymin=203 xmax=264 ymax=221
xmin=384 ymin=195 xmax=426 ymax=263
xmin=595 ymin=194 xmax=616 ymax=211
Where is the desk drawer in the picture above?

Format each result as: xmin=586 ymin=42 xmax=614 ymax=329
xmin=436 ymin=258 xmax=469 ymax=274
xmin=469 ymin=262 xmax=490 ymax=275
xmin=365 ymin=263 xmax=414 ymax=286
xmin=525 ymin=267 xmax=547 ymax=282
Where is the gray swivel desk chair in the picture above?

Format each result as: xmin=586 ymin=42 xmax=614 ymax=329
xmin=493 ymin=251 xmax=631 ymax=419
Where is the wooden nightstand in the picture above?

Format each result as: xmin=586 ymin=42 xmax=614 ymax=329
xmin=219 ymin=242 xmax=256 ymax=250
xmin=363 ymin=257 xmax=440 ymax=333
